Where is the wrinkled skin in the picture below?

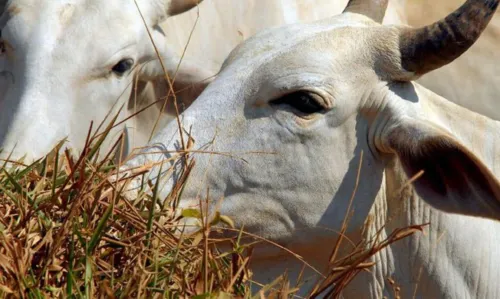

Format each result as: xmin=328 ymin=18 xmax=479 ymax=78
xmin=125 ymin=4 xmax=500 ymax=299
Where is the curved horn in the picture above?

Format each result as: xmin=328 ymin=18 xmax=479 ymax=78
xmin=343 ymin=0 xmax=389 ymax=23
xmin=399 ymin=0 xmax=499 ymax=77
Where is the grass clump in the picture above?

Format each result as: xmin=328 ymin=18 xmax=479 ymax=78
xmin=0 ymin=121 xmax=424 ymax=298
xmin=0 ymin=121 xmax=253 ymax=298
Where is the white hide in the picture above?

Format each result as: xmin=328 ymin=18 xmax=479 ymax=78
xmin=125 ymin=7 xmax=500 ymax=299
xmin=0 ymin=0 xmax=375 ymax=162
xmin=0 ymin=0 xmax=200 ymax=161
xmin=1 ymin=0 xmax=498 ymax=163
xmin=164 ymin=0 xmax=500 ymax=121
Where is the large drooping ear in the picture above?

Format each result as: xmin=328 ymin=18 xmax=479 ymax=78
xmin=343 ymin=0 xmax=388 ymax=23
xmin=137 ymin=0 xmax=203 ymax=26
xmin=378 ymin=117 xmax=500 ymax=220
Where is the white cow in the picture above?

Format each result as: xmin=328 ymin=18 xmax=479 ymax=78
xmin=0 ymin=0 xmax=214 ymax=161
xmin=0 ymin=0 xmax=378 ymax=162
xmin=125 ymin=0 xmax=500 ymax=297
xmin=162 ymin=0 xmax=500 ymax=122
xmin=1 ymin=0 xmax=499 ymax=164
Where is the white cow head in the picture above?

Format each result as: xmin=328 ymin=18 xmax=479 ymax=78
xmin=0 ymin=0 xmax=211 ymax=161
xmin=128 ymin=0 xmax=500 ymax=247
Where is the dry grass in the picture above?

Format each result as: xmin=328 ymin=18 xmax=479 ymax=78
xmin=0 ymin=117 xmax=252 ymax=298
xmin=0 ymin=114 xmax=425 ymax=298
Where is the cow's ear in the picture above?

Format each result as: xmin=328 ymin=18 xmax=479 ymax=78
xmin=167 ymin=0 xmax=203 ymax=16
xmin=138 ymin=0 xmax=203 ymax=25
xmin=380 ymin=117 xmax=500 ymax=220
xmin=137 ymin=50 xmax=215 ymax=114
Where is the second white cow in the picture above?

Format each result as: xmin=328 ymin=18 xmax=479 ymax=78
xmin=125 ymin=0 xmax=500 ymax=297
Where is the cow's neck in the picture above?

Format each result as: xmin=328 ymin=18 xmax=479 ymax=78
xmin=363 ymin=82 xmax=500 ymax=299
xmin=232 ymin=83 xmax=500 ymax=298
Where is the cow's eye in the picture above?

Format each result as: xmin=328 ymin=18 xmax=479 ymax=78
xmin=270 ymin=91 xmax=325 ymax=114
xmin=112 ymin=58 xmax=134 ymax=76
xmin=0 ymin=40 xmax=6 ymax=54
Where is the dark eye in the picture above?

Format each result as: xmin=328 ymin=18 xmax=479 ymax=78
xmin=0 ymin=32 xmax=9 ymax=55
xmin=270 ymin=91 xmax=325 ymax=114
xmin=112 ymin=58 xmax=134 ymax=76
xmin=0 ymin=40 xmax=5 ymax=54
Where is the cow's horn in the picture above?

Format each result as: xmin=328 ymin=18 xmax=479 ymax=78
xmin=398 ymin=0 xmax=499 ymax=78
xmin=137 ymin=0 xmax=203 ymax=26
xmin=343 ymin=0 xmax=389 ymax=23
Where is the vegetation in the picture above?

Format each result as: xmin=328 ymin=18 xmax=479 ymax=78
xmin=0 ymin=113 xmax=425 ymax=298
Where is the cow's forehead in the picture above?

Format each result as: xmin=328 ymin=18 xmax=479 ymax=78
xmin=5 ymin=0 xmax=142 ymax=63
xmin=6 ymin=0 xmax=138 ymax=31
xmin=222 ymin=14 xmax=374 ymax=70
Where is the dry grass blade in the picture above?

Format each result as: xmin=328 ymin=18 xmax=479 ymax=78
xmin=310 ymin=224 xmax=428 ymax=298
